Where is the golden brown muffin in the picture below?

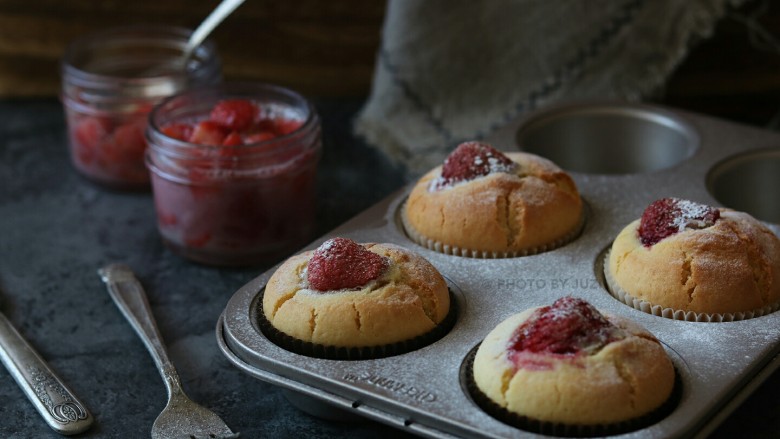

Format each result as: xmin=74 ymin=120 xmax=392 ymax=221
xmin=402 ymin=142 xmax=582 ymax=257
xmin=472 ymin=297 xmax=675 ymax=429
xmin=262 ymin=238 xmax=450 ymax=348
xmin=607 ymin=198 xmax=780 ymax=317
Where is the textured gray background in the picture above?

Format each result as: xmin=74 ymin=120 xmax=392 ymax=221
xmin=0 ymin=99 xmax=776 ymax=438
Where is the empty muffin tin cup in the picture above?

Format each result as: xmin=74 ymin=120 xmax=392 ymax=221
xmin=708 ymin=148 xmax=780 ymax=224
xmin=515 ymin=103 xmax=699 ymax=174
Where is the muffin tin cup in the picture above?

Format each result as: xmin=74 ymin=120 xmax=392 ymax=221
xmin=602 ymin=250 xmax=780 ymax=323
xmin=399 ymin=203 xmax=586 ymax=258
xmin=513 ymin=101 xmax=699 ymax=174
xmin=218 ymin=102 xmax=780 ymax=439
xmin=707 ymin=148 xmax=780 ymax=224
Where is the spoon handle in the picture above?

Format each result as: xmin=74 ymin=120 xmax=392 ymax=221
xmin=0 ymin=311 xmax=93 ymax=435
xmin=186 ymin=0 xmax=247 ymax=55
xmin=98 ymin=264 xmax=182 ymax=398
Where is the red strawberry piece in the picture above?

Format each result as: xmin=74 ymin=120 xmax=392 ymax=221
xmin=307 ymin=238 xmax=389 ymax=291
xmin=244 ymin=131 xmax=275 ymax=144
xmin=161 ymin=123 xmax=194 ymax=141
xmin=74 ymin=116 xmax=112 ymax=152
xmin=272 ymin=118 xmax=303 ymax=136
xmin=509 ymin=297 xmax=621 ymax=360
xmin=210 ymin=99 xmax=258 ymax=131
xmin=113 ymin=121 xmax=147 ymax=161
xmin=254 ymin=118 xmax=278 ymax=132
xmin=222 ymin=131 xmax=243 ymax=146
xmin=638 ymin=198 xmax=720 ymax=247
xmin=189 ymin=120 xmax=228 ymax=145
xmin=435 ymin=141 xmax=516 ymax=189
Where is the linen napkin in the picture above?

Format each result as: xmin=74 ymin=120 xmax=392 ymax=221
xmin=354 ymin=0 xmax=744 ymax=176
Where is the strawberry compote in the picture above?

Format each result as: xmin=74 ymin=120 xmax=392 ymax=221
xmin=61 ymin=25 xmax=221 ymax=189
xmin=145 ymin=84 xmax=322 ymax=266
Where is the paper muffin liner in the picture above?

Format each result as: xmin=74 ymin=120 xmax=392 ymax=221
xmin=256 ymin=287 xmax=458 ymax=360
xmin=461 ymin=344 xmax=682 ymax=437
xmin=400 ymin=202 xmax=585 ymax=258
xmin=602 ymin=250 xmax=780 ymax=322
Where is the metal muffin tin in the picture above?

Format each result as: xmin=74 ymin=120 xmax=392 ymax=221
xmin=217 ymin=102 xmax=780 ymax=438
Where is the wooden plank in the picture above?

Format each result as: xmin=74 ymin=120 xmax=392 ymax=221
xmin=0 ymin=0 xmax=386 ymax=97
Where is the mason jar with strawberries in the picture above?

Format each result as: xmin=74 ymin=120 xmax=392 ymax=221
xmin=145 ymin=83 xmax=322 ymax=266
xmin=61 ymin=25 xmax=222 ymax=189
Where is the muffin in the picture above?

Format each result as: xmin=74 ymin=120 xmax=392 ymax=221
xmin=471 ymin=296 xmax=676 ymax=435
xmin=261 ymin=237 xmax=452 ymax=358
xmin=401 ymin=141 xmax=583 ymax=257
xmin=606 ymin=198 xmax=780 ymax=320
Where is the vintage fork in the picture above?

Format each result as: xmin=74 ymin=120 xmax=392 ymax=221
xmin=98 ymin=264 xmax=238 ymax=439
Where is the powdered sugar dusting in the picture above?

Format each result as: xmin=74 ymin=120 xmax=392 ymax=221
xmin=639 ymin=198 xmax=720 ymax=246
xmin=317 ymin=238 xmax=337 ymax=253
xmin=507 ymin=297 xmax=625 ymax=365
xmin=674 ymin=199 xmax=717 ymax=230
xmin=429 ymin=141 xmax=517 ymax=191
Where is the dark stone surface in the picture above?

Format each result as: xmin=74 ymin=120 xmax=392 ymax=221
xmin=0 ymin=98 xmax=778 ymax=439
xmin=0 ymin=98 xmax=409 ymax=439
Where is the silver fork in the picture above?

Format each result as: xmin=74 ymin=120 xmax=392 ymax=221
xmin=98 ymin=264 xmax=238 ymax=439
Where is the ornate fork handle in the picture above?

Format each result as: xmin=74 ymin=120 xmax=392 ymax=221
xmin=98 ymin=264 xmax=182 ymax=398
xmin=0 ymin=311 xmax=93 ymax=435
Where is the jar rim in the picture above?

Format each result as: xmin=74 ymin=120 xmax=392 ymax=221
xmin=146 ymin=82 xmax=321 ymax=160
xmin=61 ymin=24 xmax=220 ymax=86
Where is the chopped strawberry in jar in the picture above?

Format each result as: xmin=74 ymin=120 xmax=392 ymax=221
xmin=210 ymin=99 xmax=258 ymax=131
xmin=67 ymin=112 xmax=151 ymax=188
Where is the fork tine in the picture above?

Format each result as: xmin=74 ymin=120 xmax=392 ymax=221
xmin=100 ymin=264 xmax=238 ymax=439
xmin=151 ymin=393 xmax=238 ymax=439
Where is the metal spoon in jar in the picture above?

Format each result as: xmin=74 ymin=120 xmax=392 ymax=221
xmin=185 ymin=0 xmax=247 ymax=62
xmin=145 ymin=0 xmax=246 ymax=76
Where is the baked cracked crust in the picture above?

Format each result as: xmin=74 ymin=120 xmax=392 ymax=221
xmin=608 ymin=210 xmax=780 ymax=315
xmin=262 ymin=242 xmax=450 ymax=347
xmin=473 ymin=306 xmax=675 ymax=426
xmin=402 ymin=152 xmax=582 ymax=255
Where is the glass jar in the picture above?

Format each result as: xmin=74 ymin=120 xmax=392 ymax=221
xmin=61 ymin=25 xmax=222 ymax=189
xmin=146 ymin=83 xmax=322 ymax=266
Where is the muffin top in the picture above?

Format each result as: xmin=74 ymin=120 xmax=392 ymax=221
xmin=608 ymin=198 xmax=780 ymax=315
xmin=262 ymin=238 xmax=450 ymax=348
xmin=473 ymin=297 xmax=675 ymax=426
xmin=403 ymin=141 xmax=582 ymax=255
